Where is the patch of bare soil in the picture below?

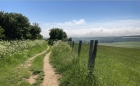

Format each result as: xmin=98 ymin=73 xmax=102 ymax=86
xmin=25 ymin=74 xmax=38 ymax=84
xmin=41 ymin=52 xmax=60 ymax=86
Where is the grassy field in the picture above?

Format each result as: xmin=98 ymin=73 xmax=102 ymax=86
xmin=99 ymin=42 xmax=140 ymax=49
xmin=50 ymin=41 xmax=140 ymax=86
xmin=0 ymin=40 xmax=48 ymax=86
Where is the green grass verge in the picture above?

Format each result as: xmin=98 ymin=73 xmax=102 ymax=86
xmin=0 ymin=40 xmax=47 ymax=86
xmin=50 ymin=41 xmax=97 ymax=86
xmin=50 ymin=41 xmax=140 ymax=86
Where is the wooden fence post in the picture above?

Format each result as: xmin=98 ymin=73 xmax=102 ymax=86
xmin=88 ymin=40 xmax=98 ymax=73
xmin=88 ymin=40 xmax=94 ymax=69
xmin=72 ymin=41 xmax=74 ymax=49
xmin=92 ymin=40 xmax=98 ymax=69
xmin=78 ymin=40 xmax=82 ymax=56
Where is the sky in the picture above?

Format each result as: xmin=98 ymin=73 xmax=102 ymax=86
xmin=0 ymin=1 xmax=140 ymax=38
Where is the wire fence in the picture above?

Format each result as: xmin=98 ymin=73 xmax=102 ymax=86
xmin=71 ymin=40 xmax=140 ymax=86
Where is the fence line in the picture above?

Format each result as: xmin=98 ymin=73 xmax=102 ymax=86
xmin=71 ymin=40 xmax=140 ymax=85
xmin=78 ymin=40 xmax=82 ymax=56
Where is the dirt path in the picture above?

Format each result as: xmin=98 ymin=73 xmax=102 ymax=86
xmin=20 ymin=45 xmax=60 ymax=86
xmin=41 ymin=52 xmax=60 ymax=86
xmin=21 ymin=46 xmax=49 ymax=84
xmin=20 ymin=46 xmax=49 ymax=68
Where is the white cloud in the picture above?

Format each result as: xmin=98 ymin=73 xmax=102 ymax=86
xmin=56 ymin=19 xmax=86 ymax=26
xmin=40 ymin=19 xmax=140 ymax=38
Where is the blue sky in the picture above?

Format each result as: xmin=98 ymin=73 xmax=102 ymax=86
xmin=0 ymin=1 xmax=140 ymax=37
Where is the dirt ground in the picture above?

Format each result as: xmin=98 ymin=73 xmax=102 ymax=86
xmin=41 ymin=52 xmax=60 ymax=86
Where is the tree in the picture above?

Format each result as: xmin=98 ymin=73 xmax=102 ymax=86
xmin=0 ymin=11 xmax=43 ymax=40
xmin=1 ymin=12 xmax=30 ymax=39
xmin=0 ymin=26 xmax=5 ymax=39
xmin=63 ymin=32 xmax=67 ymax=41
xmin=49 ymin=28 xmax=67 ymax=40
xmin=29 ymin=23 xmax=42 ymax=39
xmin=68 ymin=37 xmax=72 ymax=41
xmin=0 ymin=11 xmax=4 ymax=26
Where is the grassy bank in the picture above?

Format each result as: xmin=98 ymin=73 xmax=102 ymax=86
xmin=0 ymin=40 xmax=47 ymax=86
xmin=50 ymin=41 xmax=97 ymax=86
xmin=50 ymin=41 xmax=140 ymax=86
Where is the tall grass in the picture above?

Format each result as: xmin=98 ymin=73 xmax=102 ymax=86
xmin=0 ymin=40 xmax=45 ymax=58
xmin=50 ymin=41 xmax=140 ymax=86
xmin=0 ymin=40 xmax=47 ymax=86
xmin=50 ymin=41 xmax=97 ymax=86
